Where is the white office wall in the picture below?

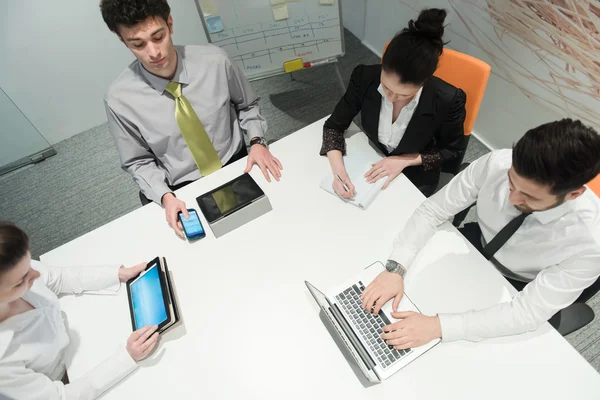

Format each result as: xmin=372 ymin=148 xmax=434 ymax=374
xmin=360 ymin=0 xmax=571 ymax=150
xmin=341 ymin=0 xmax=366 ymax=40
xmin=0 ymin=1 xmax=208 ymax=145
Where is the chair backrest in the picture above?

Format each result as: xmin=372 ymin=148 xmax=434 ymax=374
xmin=381 ymin=44 xmax=491 ymax=136
xmin=588 ymin=174 xmax=600 ymax=197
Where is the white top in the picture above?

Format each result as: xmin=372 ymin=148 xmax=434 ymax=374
xmin=0 ymin=260 xmax=139 ymax=400
xmin=39 ymin=120 xmax=600 ymax=400
xmin=376 ymin=84 xmax=422 ymax=153
xmin=390 ymin=149 xmax=600 ymax=342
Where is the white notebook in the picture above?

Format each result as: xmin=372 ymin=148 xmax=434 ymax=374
xmin=320 ymin=151 xmax=385 ymax=210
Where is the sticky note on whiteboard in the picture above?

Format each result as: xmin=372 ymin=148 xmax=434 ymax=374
xmin=206 ymin=16 xmax=224 ymax=33
xmin=200 ymin=0 xmax=218 ymax=15
xmin=320 ymin=0 xmax=335 ymax=4
xmin=270 ymin=0 xmax=285 ymax=4
xmin=272 ymin=4 xmax=289 ymax=21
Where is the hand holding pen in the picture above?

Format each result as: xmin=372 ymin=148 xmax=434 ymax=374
xmin=334 ymin=173 xmax=356 ymax=199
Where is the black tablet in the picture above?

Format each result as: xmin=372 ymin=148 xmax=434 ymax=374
xmin=126 ymin=257 xmax=178 ymax=334
xmin=196 ymin=173 xmax=265 ymax=223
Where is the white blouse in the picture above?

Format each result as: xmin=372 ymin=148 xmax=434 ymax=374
xmin=0 ymin=260 xmax=139 ymax=400
xmin=377 ymin=84 xmax=423 ymax=153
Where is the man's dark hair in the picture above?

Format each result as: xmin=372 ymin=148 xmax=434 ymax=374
xmin=0 ymin=222 xmax=29 ymax=274
xmin=513 ymin=119 xmax=600 ymax=195
xmin=100 ymin=0 xmax=171 ymax=35
xmin=382 ymin=8 xmax=446 ymax=85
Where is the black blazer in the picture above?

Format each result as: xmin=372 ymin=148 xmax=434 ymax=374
xmin=324 ymin=64 xmax=467 ymax=190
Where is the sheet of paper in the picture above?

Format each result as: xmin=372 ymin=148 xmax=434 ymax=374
xmin=199 ymin=0 xmax=218 ymax=16
xmin=270 ymin=0 xmax=285 ymax=4
xmin=272 ymin=4 xmax=289 ymax=21
xmin=206 ymin=16 xmax=224 ymax=33
xmin=320 ymin=0 xmax=336 ymax=4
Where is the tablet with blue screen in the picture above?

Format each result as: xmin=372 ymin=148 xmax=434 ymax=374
xmin=126 ymin=257 xmax=179 ymax=334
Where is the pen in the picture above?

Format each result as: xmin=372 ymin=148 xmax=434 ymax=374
xmin=335 ymin=174 xmax=351 ymax=193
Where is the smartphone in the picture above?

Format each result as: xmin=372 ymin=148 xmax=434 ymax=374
xmin=178 ymin=209 xmax=206 ymax=240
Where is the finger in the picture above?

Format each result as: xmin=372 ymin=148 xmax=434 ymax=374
xmin=382 ymin=178 xmax=391 ymax=190
xmin=273 ymin=157 xmax=283 ymax=170
xmin=372 ymin=293 xmax=393 ymax=315
xmin=372 ymin=295 xmax=386 ymax=315
xmin=363 ymin=292 xmax=381 ymax=313
xmin=140 ymin=332 xmax=159 ymax=353
xmin=131 ymin=324 xmax=153 ymax=341
xmin=272 ymin=161 xmax=282 ymax=180
xmin=388 ymin=337 xmax=412 ymax=347
xmin=368 ymin=170 xmax=388 ymax=183
xmin=136 ymin=262 xmax=148 ymax=272
xmin=266 ymin=161 xmax=281 ymax=181
xmin=136 ymin=325 xmax=158 ymax=344
xmin=380 ymin=321 xmax=403 ymax=334
xmin=259 ymin=163 xmax=271 ymax=183
xmin=181 ymin=207 xmax=189 ymax=219
xmin=391 ymin=311 xmax=416 ymax=319
xmin=394 ymin=342 xmax=414 ymax=350
xmin=347 ymin=181 xmax=356 ymax=196
xmin=364 ymin=166 xmax=379 ymax=179
xmin=360 ymin=285 xmax=373 ymax=302
xmin=244 ymin=157 xmax=252 ymax=174
xmin=392 ymin=292 xmax=403 ymax=312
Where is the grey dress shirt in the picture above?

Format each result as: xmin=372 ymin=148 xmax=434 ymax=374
xmin=104 ymin=45 xmax=267 ymax=204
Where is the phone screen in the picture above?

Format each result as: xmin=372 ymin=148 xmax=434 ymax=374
xmin=180 ymin=209 xmax=204 ymax=238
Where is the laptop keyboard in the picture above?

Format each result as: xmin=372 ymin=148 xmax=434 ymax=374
xmin=335 ymin=281 xmax=411 ymax=369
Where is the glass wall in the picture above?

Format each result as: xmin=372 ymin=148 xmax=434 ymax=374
xmin=0 ymin=86 xmax=55 ymax=175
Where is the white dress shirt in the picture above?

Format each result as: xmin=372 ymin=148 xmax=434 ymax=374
xmin=389 ymin=149 xmax=600 ymax=342
xmin=376 ymin=84 xmax=422 ymax=153
xmin=0 ymin=260 xmax=138 ymax=400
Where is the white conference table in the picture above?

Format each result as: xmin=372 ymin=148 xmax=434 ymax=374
xmin=41 ymin=117 xmax=600 ymax=399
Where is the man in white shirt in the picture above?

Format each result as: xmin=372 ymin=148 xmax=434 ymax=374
xmin=360 ymin=119 xmax=600 ymax=348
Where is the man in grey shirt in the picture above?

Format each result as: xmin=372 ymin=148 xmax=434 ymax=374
xmin=101 ymin=0 xmax=282 ymax=237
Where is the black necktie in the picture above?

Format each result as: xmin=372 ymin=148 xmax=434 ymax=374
xmin=481 ymin=213 xmax=530 ymax=260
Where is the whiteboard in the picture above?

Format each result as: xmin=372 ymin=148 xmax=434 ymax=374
xmin=196 ymin=0 xmax=345 ymax=79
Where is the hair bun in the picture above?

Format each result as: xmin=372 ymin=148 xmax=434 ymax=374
xmin=408 ymin=8 xmax=446 ymax=44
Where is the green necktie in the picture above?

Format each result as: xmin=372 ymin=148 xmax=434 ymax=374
xmin=165 ymin=81 xmax=222 ymax=175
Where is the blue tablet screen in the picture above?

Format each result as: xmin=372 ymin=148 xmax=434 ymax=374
xmin=130 ymin=264 xmax=167 ymax=329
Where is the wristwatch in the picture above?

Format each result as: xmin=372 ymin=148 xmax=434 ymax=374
xmin=250 ymin=136 xmax=268 ymax=148
xmin=385 ymin=259 xmax=406 ymax=278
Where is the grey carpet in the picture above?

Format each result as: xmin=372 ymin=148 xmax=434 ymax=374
xmin=0 ymin=29 xmax=597 ymax=370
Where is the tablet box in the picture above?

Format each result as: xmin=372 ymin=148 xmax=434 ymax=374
xmin=196 ymin=173 xmax=272 ymax=238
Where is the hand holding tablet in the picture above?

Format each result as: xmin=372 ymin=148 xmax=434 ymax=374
xmin=126 ymin=257 xmax=180 ymax=335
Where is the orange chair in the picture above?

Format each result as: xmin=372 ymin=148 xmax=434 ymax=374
xmin=588 ymin=174 xmax=600 ymax=196
xmin=382 ymin=44 xmax=491 ymax=174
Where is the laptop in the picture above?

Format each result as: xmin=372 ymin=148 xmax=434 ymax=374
xmin=306 ymin=262 xmax=439 ymax=382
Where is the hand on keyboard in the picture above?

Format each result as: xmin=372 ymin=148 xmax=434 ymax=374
xmin=381 ymin=311 xmax=441 ymax=350
xmin=360 ymin=271 xmax=404 ymax=316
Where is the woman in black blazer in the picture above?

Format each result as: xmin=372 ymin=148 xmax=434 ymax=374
xmin=320 ymin=8 xmax=467 ymax=197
